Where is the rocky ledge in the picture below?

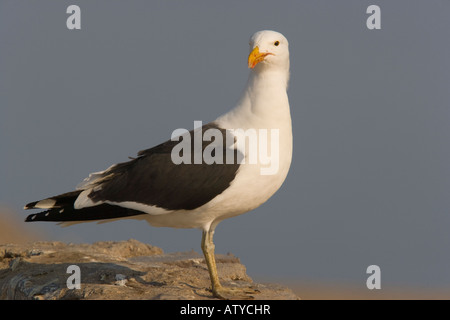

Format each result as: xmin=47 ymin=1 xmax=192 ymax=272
xmin=0 ymin=239 xmax=298 ymax=300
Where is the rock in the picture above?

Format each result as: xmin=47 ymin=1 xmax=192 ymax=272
xmin=0 ymin=239 xmax=298 ymax=300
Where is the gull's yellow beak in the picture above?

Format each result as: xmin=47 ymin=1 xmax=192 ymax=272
xmin=248 ymin=46 xmax=273 ymax=69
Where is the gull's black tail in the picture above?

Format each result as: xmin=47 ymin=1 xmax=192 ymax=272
xmin=24 ymin=191 xmax=145 ymax=222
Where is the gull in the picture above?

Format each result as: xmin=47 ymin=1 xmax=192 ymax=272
xmin=25 ymin=30 xmax=293 ymax=299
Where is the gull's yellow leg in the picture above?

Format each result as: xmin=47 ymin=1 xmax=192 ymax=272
xmin=201 ymin=229 xmax=222 ymax=294
xmin=201 ymin=228 xmax=259 ymax=300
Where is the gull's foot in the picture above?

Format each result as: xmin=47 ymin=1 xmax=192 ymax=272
xmin=212 ymin=285 xmax=260 ymax=300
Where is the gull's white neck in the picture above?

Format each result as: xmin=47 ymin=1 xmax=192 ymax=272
xmin=217 ymin=65 xmax=291 ymax=129
xmin=248 ymin=64 xmax=290 ymax=94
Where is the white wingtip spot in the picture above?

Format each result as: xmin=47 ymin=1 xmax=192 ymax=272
xmin=35 ymin=199 xmax=57 ymax=209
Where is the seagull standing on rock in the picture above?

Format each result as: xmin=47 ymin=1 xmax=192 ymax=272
xmin=25 ymin=30 xmax=293 ymax=299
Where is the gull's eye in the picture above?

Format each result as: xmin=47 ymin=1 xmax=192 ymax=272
xmin=274 ymin=41 xmax=280 ymax=46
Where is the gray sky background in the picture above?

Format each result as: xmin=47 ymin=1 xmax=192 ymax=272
xmin=1 ymin=1 xmax=450 ymax=292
